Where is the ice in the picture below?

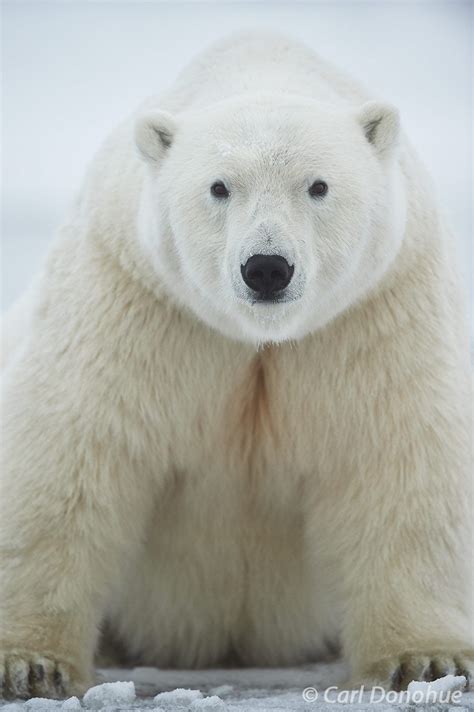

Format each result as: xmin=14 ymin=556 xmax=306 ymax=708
xmin=82 ymin=680 xmax=135 ymax=709
xmin=61 ymin=698 xmax=81 ymax=710
xmin=190 ymin=696 xmax=226 ymax=709
xmin=407 ymin=673 xmax=467 ymax=702
xmin=25 ymin=700 xmax=61 ymax=709
xmin=208 ymin=685 xmax=233 ymax=697
xmin=153 ymin=688 xmax=203 ymax=705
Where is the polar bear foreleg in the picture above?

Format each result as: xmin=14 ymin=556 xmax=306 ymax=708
xmin=0 ymin=367 xmax=155 ymax=699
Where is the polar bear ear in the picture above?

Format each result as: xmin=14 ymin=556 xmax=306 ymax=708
xmin=357 ymin=101 xmax=400 ymax=156
xmin=135 ymin=110 xmax=177 ymax=163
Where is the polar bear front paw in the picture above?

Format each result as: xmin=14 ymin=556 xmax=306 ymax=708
xmin=354 ymin=651 xmax=474 ymax=691
xmin=0 ymin=651 xmax=85 ymax=700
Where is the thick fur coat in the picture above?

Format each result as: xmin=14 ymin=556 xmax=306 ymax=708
xmin=1 ymin=32 xmax=472 ymax=700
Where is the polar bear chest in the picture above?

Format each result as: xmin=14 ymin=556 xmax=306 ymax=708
xmin=149 ymin=330 xmax=348 ymax=499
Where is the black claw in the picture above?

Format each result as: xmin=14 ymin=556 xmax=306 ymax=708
xmin=435 ymin=665 xmax=449 ymax=679
xmin=425 ymin=661 xmax=433 ymax=681
xmin=12 ymin=671 xmax=29 ymax=700
xmin=27 ymin=664 xmax=34 ymax=697
xmin=455 ymin=664 xmax=469 ymax=682
xmin=53 ymin=668 xmax=64 ymax=695
xmin=33 ymin=664 xmax=45 ymax=683
xmin=391 ymin=666 xmax=403 ymax=691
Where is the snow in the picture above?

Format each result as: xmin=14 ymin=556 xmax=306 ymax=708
xmin=61 ymin=701 xmax=81 ymax=711
xmin=190 ymin=696 xmax=227 ymax=710
xmin=406 ymin=673 xmax=467 ymax=703
xmin=153 ymin=688 xmax=203 ymax=705
xmin=1 ymin=664 xmax=473 ymax=711
xmin=82 ymin=681 xmax=135 ymax=708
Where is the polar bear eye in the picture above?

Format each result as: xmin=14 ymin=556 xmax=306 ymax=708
xmin=308 ymin=180 xmax=328 ymax=198
xmin=210 ymin=181 xmax=230 ymax=199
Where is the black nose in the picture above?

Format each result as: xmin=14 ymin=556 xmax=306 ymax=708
xmin=240 ymin=254 xmax=294 ymax=299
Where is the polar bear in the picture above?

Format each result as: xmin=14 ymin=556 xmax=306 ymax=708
xmin=1 ymin=32 xmax=472 ymax=700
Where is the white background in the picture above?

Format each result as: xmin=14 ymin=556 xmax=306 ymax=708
xmin=2 ymin=0 xmax=472 ymax=325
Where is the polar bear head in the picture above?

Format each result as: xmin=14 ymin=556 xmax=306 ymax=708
xmin=135 ymin=94 xmax=406 ymax=344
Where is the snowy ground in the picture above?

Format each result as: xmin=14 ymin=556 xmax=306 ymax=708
xmin=1 ymin=662 xmax=473 ymax=712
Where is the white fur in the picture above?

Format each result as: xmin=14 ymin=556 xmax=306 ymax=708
xmin=1 ymin=32 xmax=472 ymax=699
